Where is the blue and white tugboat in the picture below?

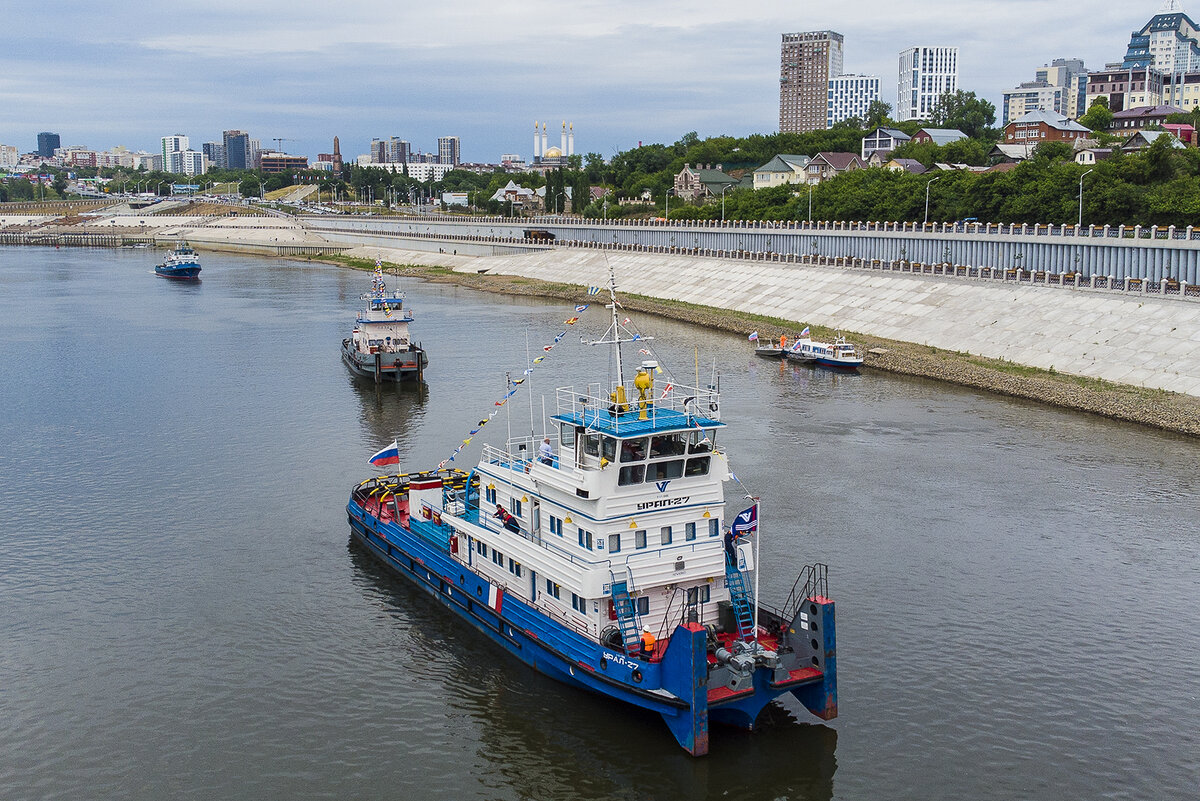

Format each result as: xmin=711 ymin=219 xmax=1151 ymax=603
xmin=154 ymin=241 xmax=201 ymax=280
xmin=341 ymin=262 xmax=428 ymax=382
xmin=346 ymin=280 xmax=837 ymax=755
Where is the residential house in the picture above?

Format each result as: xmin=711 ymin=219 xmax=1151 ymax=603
xmin=490 ymin=180 xmax=537 ymax=209
xmin=1109 ymin=105 xmax=1186 ymax=133
xmin=861 ymin=127 xmax=911 ymax=160
xmin=752 ymin=154 xmax=811 ymax=189
xmin=884 ymin=158 xmax=928 ymax=174
xmin=804 ymin=152 xmax=865 ymax=183
xmin=1120 ymin=130 xmax=1186 ymax=151
xmin=989 ymin=143 xmax=1034 ymax=163
xmin=673 ymin=163 xmax=738 ymax=201
xmin=1075 ymin=148 xmax=1115 ymax=165
xmin=911 ymin=128 xmax=968 ymax=146
xmin=1163 ymin=123 xmax=1198 ymax=145
xmin=1003 ymin=109 xmax=1091 ymax=146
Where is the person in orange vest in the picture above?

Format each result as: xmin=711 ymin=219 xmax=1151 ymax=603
xmin=780 ymin=334 xmax=787 ymax=349
xmin=640 ymin=626 xmax=656 ymax=659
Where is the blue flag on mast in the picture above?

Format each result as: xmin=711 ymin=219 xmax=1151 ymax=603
xmin=732 ymin=503 xmax=758 ymax=534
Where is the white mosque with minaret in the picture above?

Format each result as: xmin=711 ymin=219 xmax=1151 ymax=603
xmin=531 ymin=120 xmax=575 ymax=168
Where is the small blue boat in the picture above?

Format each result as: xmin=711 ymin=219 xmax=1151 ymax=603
xmin=155 ymin=242 xmax=201 ymax=280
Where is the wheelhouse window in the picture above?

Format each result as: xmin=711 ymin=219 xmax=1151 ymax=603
xmin=559 ymin=422 xmax=577 ymax=449
xmin=618 ymin=464 xmax=645 ymax=486
xmin=601 ymin=436 xmax=617 ymax=462
xmin=649 ymin=434 xmax=687 ymax=458
xmin=583 ymin=434 xmax=601 ymax=458
xmin=685 ymin=457 xmax=710 ymax=477
xmin=620 ymin=438 xmax=647 ymax=462
xmin=688 ymin=430 xmax=715 ymax=453
xmin=649 ymin=460 xmax=684 ymax=481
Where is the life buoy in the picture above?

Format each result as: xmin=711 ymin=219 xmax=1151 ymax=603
xmin=709 ymin=401 xmax=719 ymax=412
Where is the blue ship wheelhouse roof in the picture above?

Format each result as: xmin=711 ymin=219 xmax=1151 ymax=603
xmin=553 ymin=406 xmax=723 ymax=438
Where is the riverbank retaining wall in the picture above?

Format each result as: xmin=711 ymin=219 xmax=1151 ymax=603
xmin=340 ymin=244 xmax=1200 ymax=398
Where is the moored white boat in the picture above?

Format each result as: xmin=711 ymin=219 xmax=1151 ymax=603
xmin=787 ymin=334 xmax=863 ymax=370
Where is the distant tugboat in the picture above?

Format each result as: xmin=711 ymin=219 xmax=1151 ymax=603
xmin=154 ymin=242 xmax=201 ymax=280
xmin=347 ymin=275 xmax=837 ymax=755
xmin=341 ymin=261 xmax=428 ymax=382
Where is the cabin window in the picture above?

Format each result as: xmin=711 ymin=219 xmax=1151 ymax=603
xmin=685 ymin=522 xmax=697 ymax=541
xmin=689 ymin=430 xmax=715 ymax=453
xmin=546 ymin=579 xmax=561 ymax=599
xmin=572 ymin=593 xmax=587 ymax=614
xmin=636 ymin=597 xmax=650 ymax=615
xmin=620 ymin=438 xmax=648 ymax=462
xmin=709 ymin=519 xmax=720 ymax=537
xmin=492 ymin=549 xmax=504 ymax=566
xmin=608 ymin=533 xmax=621 ymax=553
xmin=660 ymin=526 xmax=672 ymax=545
xmin=618 ymin=465 xmax=645 ymax=486
xmin=559 ymin=422 xmax=576 ymax=448
xmin=550 ymin=515 xmax=562 ymax=536
xmin=685 ymin=457 xmax=710 ymax=477
xmin=485 ymin=486 xmax=497 ymax=504
xmin=584 ymin=434 xmax=601 ymax=457
xmin=649 ymin=434 xmax=687 ymax=458
xmin=601 ymin=437 xmax=617 ymax=462
xmin=477 ymin=541 xmax=488 ymax=558
xmin=578 ymin=528 xmax=593 ymax=550
xmin=649 ymin=460 xmax=685 ymax=481
xmin=635 ymin=530 xmax=647 ymax=549
xmin=510 ymin=498 xmax=522 ymax=517
xmin=687 ymin=586 xmax=711 ymax=605
xmin=508 ymin=558 xmax=523 ymax=577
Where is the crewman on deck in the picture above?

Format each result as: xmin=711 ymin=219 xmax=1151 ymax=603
xmin=494 ymin=504 xmax=521 ymax=533
xmin=640 ymin=626 xmax=656 ymax=659
xmin=539 ymin=437 xmax=554 ymax=465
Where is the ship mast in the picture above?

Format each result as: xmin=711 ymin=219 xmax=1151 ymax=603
xmin=584 ymin=263 xmax=650 ymax=387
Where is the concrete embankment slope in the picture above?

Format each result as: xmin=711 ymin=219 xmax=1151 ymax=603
xmin=343 ymin=245 xmax=1200 ymax=399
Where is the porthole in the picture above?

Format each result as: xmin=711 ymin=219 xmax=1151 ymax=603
xmin=458 ymin=575 xmax=465 ymax=585
xmin=811 ymin=656 xmax=820 ymax=666
xmin=631 ymin=668 xmax=643 ymax=684
xmin=809 ymin=603 xmax=818 ymax=616
xmin=476 ymin=587 xmax=483 ymax=597
xmin=600 ymin=657 xmax=608 ymax=671
xmin=811 ymin=639 xmax=819 ymax=651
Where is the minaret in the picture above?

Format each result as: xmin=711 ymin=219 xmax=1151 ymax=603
xmin=561 ymin=120 xmax=567 ymax=159
xmin=541 ymin=123 xmax=548 ymax=160
xmin=533 ymin=121 xmax=540 ymax=160
xmin=568 ymin=122 xmax=574 ymax=157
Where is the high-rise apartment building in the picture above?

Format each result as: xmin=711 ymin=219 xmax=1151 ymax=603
xmin=1001 ymin=58 xmax=1089 ymax=125
xmin=167 ymin=150 xmax=206 ymax=176
xmin=37 ymin=132 xmax=60 ymax=158
xmin=780 ymin=31 xmax=844 ymax=132
xmin=897 ymin=46 xmax=959 ymax=121
xmin=827 ymin=74 xmax=881 ymax=127
xmin=370 ymin=139 xmax=388 ymax=163
xmin=1122 ymin=1 xmax=1200 ymax=74
xmin=202 ymin=142 xmax=226 ymax=169
xmin=223 ymin=130 xmax=250 ymax=170
xmin=388 ymin=137 xmax=410 ymax=164
xmin=437 ymin=136 xmax=460 ymax=166
xmin=161 ymin=135 xmax=189 ymax=171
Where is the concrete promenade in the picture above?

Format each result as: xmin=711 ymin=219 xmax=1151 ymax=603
xmin=340 ymin=244 xmax=1200 ymax=399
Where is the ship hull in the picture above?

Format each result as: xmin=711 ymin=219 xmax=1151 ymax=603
xmin=346 ymin=496 xmax=835 ymax=755
xmin=341 ymin=340 xmax=427 ymax=381
xmin=155 ymin=265 xmax=201 ymax=280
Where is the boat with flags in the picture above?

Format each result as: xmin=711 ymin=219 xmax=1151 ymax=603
xmin=154 ymin=241 xmax=202 ymax=280
xmin=341 ymin=261 xmax=428 ymax=382
xmin=346 ymin=275 xmax=837 ymax=755
xmin=786 ymin=332 xmax=864 ymax=370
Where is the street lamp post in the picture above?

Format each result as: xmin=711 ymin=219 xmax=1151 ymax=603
xmin=924 ymin=176 xmax=941 ymax=225
xmin=808 ymin=184 xmax=813 ymax=222
xmin=720 ymin=185 xmax=730 ymax=223
xmin=665 ymin=188 xmax=673 ymax=219
xmin=1078 ymin=168 xmax=1094 ymax=228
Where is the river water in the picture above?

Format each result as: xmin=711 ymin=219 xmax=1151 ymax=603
xmin=1 ymin=246 xmax=1197 ymax=801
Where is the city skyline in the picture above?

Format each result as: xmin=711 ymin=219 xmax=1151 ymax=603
xmin=0 ymin=2 xmax=1173 ymax=162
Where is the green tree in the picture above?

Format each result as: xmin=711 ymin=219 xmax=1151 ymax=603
xmin=929 ymin=90 xmax=997 ymax=138
xmin=1078 ymin=99 xmax=1114 ymax=133
xmin=865 ymin=100 xmax=893 ymax=129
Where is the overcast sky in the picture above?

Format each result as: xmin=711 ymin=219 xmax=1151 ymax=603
xmin=0 ymin=1 xmax=1168 ymax=163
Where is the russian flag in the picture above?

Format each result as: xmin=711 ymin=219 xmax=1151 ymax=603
xmin=368 ymin=439 xmax=400 ymax=467
xmin=748 ymin=331 xmax=759 ymax=341
xmin=800 ymin=326 xmax=811 ymax=338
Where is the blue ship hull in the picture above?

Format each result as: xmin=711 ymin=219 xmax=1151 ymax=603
xmin=155 ymin=265 xmax=201 ymax=280
xmin=346 ymin=492 xmax=837 ymax=755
